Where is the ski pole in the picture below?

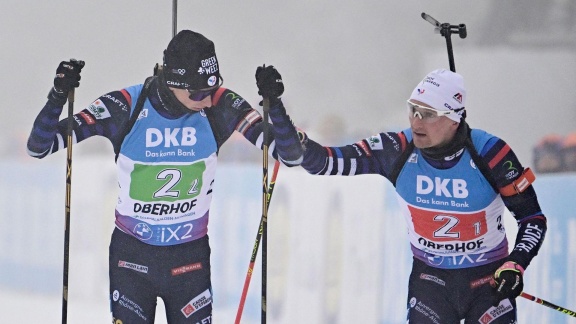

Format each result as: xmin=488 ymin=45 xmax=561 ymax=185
xmin=172 ymin=0 xmax=177 ymax=38
xmin=154 ymin=0 xmax=178 ymax=76
xmin=234 ymin=160 xmax=280 ymax=324
xmin=62 ymin=59 xmax=84 ymax=324
xmin=421 ymin=12 xmax=467 ymax=72
xmin=520 ymin=292 xmax=576 ymax=318
xmin=261 ymin=98 xmax=270 ymax=323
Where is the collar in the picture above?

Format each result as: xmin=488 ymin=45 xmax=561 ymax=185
xmin=420 ymin=121 xmax=469 ymax=162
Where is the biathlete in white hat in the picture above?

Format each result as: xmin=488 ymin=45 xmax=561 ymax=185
xmin=27 ymin=30 xmax=303 ymax=323
xmin=258 ymin=68 xmax=547 ymax=323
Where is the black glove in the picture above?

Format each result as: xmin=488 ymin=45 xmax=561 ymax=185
xmin=492 ymin=260 xmax=524 ymax=305
xmin=255 ymin=64 xmax=284 ymax=104
xmin=48 ymin=59 xmax=85 ymax=106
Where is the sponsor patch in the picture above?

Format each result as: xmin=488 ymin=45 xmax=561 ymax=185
xmin=88 ymin=100 xmax=111 ymax=119
xmin=118 ymin=260 xmax=148 ymax=274
xmin=115 ymin=292 xmax=147 ymax=321
xmin=225 ymin=92 xmax=245 ymax=109
xmin=419 ymin=273 xmax=445 ymax=286
xmin=137 ymin=108 xmax=148 ymax=120
xmin=367 ymin=135 xmax=383 ymax=150
xmin=453 ymin=92 xmax=463 ymax=104
xmin=478 ymin=298 xmax=513 ymax=323
xmin=181 ymin=289 xmax=212 ymax=318
xmin=79 ymin=111 xmax=95 ymax=124
xmin=172 ymin=262 xmax=203 ymax=276
xmin=355 ymin=140 xmax=372 ymax=157
xmin=470 ymin=275 xmax=493 ymax=289
xmin=409 ymin=298 xmax=442 ymax=323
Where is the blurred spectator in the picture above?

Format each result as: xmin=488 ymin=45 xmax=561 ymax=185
xmin=533 ymin=134 xmax=564 ymax=173
xmin=561 ymin=132 xmax=576 ymax=172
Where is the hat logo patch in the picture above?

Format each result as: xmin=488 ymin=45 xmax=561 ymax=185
xmin=417 ymin=88 xmax=425 ymax=95
xmin=198 ymin=55 xmax=219 ymax=75
xmin=423 ymin=77 xmax=440 ymax=87
xmin=453 ymin=93 xmax=463 ymax=104
xmin=171 ymin=68 xmax=186 ymax=75
xmin=207 ymin=76 xmax=217 ymax=86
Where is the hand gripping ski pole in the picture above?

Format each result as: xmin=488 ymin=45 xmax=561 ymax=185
xmin=421 ymin=12 xmax=467 ymax=72
xmin=521 ymin=292 xmax=576 ymax=318
xmin=62 ymin=58 xmax=85 ymax=324
xmin=235 ymin=160 xmax=280 ymax=324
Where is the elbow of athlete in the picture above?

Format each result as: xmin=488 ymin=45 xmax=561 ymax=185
xmin=279 ymin=154 xmax=303 ymax=167
xmin=27 ymin=147 xmax=49 ymax=159
xmin=26 ymin=140 xmax=51 ymax=159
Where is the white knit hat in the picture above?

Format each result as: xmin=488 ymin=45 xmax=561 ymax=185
xmin=409 ymin=69 xmax=466 ymax=122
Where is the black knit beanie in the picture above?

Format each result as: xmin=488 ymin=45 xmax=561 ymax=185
xmin=162 ymin=30 xmax=221 ymax=90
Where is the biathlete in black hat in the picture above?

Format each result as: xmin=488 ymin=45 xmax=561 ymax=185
xmin=27 ymin=30 xmax=303 ymax=323
xmin=257 ymin=68 xmax=548 ymax=323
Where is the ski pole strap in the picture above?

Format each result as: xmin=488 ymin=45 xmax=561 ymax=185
xmin=495 ymin=261 xmax=524 ymax=278
xmin=114 ymin=76 xmax=154 ymax=161
xmin=498 ymin=168 xmax=536 ymax=197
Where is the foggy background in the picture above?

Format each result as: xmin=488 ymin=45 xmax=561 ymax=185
xmin=1 ymin=0 xmax=576 ymax=323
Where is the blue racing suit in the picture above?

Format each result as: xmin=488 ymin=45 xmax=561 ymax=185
xmin=27 ymin=76 xmax=303 ymax=323
xmin=299 ymin=123 xmax=547 ymax=323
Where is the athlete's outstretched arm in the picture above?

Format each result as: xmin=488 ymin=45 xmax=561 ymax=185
xmin=299 ymin=131 xmax=408 ymax=177
xmin=237 ymin=98 xmax=303 ymax=167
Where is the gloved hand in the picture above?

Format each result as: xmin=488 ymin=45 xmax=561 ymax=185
xmin=48 ymin=59 xmax=85 ymax=106
xmin=255 ymin=64 xmax=284 ymax=105
xmin=492 ymin=260 xmax=524 ymax=304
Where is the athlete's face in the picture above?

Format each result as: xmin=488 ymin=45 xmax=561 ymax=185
xmin=170 ymin=88 xmax=212 ymax=111
xmin=409 ymin=99 xmax=460 ymax=149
